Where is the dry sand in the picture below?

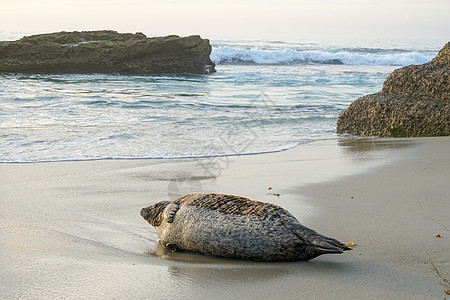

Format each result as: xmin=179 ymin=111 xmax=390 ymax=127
xmin=0 ymin=137 xmax=449 ymax=299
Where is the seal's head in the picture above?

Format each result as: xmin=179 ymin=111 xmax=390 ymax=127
xmin=140 ymin=201 xmax=171 ymax=227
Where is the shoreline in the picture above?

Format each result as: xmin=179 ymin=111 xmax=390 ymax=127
xmin=1 ymin=137 xmax=449 ymax=299
xmin=0 ymin=142 xmax=300 ymax=164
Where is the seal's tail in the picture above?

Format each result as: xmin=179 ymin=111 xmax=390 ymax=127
xmin=294 ymin=226 xmax=351 ymax=260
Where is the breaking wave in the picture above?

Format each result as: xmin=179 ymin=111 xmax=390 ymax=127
xmin=211 ymin=46 xmax=436 ymax=66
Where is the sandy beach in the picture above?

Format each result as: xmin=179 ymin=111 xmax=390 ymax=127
xmin=1 ymin=137 xmax=449 ymax=299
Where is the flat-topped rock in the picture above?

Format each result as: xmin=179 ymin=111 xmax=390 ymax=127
xmin=0 ymin=30 xmax=216 ymax=75
xmin=337 ymin=42 xmax=449 ymax=137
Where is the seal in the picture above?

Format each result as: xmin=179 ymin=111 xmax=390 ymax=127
xmin=140 ymin=193 xmax=350 ymax=261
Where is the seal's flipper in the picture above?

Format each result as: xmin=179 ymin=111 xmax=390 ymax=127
xmin=165 ymin=243 xmax=179 ymax=252
xmin=164 ymin=203 xmax=180 ymax=223
xmin=294 ymin=227 xmax=348 ymax=259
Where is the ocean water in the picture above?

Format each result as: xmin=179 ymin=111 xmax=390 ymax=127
xmin=0 ymin=34 xmax=441 ymax=163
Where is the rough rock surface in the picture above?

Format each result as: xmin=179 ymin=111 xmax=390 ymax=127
xmin=337 ymin=42 xmax=449 ymax=137
xmin=0 ymin=30 xmax=216 ymax=75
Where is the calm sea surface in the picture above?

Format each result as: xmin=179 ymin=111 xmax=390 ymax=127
xmin=0 ymin=33 xmax=442 ymax=162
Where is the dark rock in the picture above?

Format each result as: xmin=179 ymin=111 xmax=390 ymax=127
xmin=0 ymin=30 xmax=216 ymax=75
xmin=337 ymin=42 xmax=450 ymax=137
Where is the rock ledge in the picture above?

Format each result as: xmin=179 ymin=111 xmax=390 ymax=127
xmin=0 ymin=30 xmax=216 ymax=75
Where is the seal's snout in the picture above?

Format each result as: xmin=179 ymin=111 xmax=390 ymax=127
xmin=140 ymin=201 xmax=171 ymax=227
xmin=140 ymin=207 xmax=151 ymax=220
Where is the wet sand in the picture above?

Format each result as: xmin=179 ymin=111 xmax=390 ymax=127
xmin=1 ymin=137 xmax=449 ymax=299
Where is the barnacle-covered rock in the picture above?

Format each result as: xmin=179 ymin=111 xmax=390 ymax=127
xmin=337 ymin=42 xmax=449 ymax=137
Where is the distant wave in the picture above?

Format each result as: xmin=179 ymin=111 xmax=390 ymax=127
xmin=211 ymin=47 xmax=436 ymax=66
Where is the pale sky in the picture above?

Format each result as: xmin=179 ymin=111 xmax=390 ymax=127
xmin=1 ymin=0 xmax=449 ymax=41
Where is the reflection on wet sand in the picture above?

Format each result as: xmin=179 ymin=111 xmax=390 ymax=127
xmin=338 ymin=137 xmax=417 ymax=161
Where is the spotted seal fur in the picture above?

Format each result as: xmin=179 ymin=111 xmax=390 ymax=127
xmin=140 ymin=193 xmax=350 ymax=261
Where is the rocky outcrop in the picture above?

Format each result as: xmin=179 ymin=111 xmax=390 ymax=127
xmin=0 ymin=30 xmax=216 ymax=75
xmin=337 ymin=42 xmax=449 ymax=137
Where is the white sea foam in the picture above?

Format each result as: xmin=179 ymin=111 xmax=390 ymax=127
xmin=0 ymin=143 xmax=301 ymax=164
xmin=211 ymin=46 xmax=436 ymax=66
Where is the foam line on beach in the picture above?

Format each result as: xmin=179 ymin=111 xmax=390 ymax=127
xmin=0 ymin=142 xmax=302 ymax=164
